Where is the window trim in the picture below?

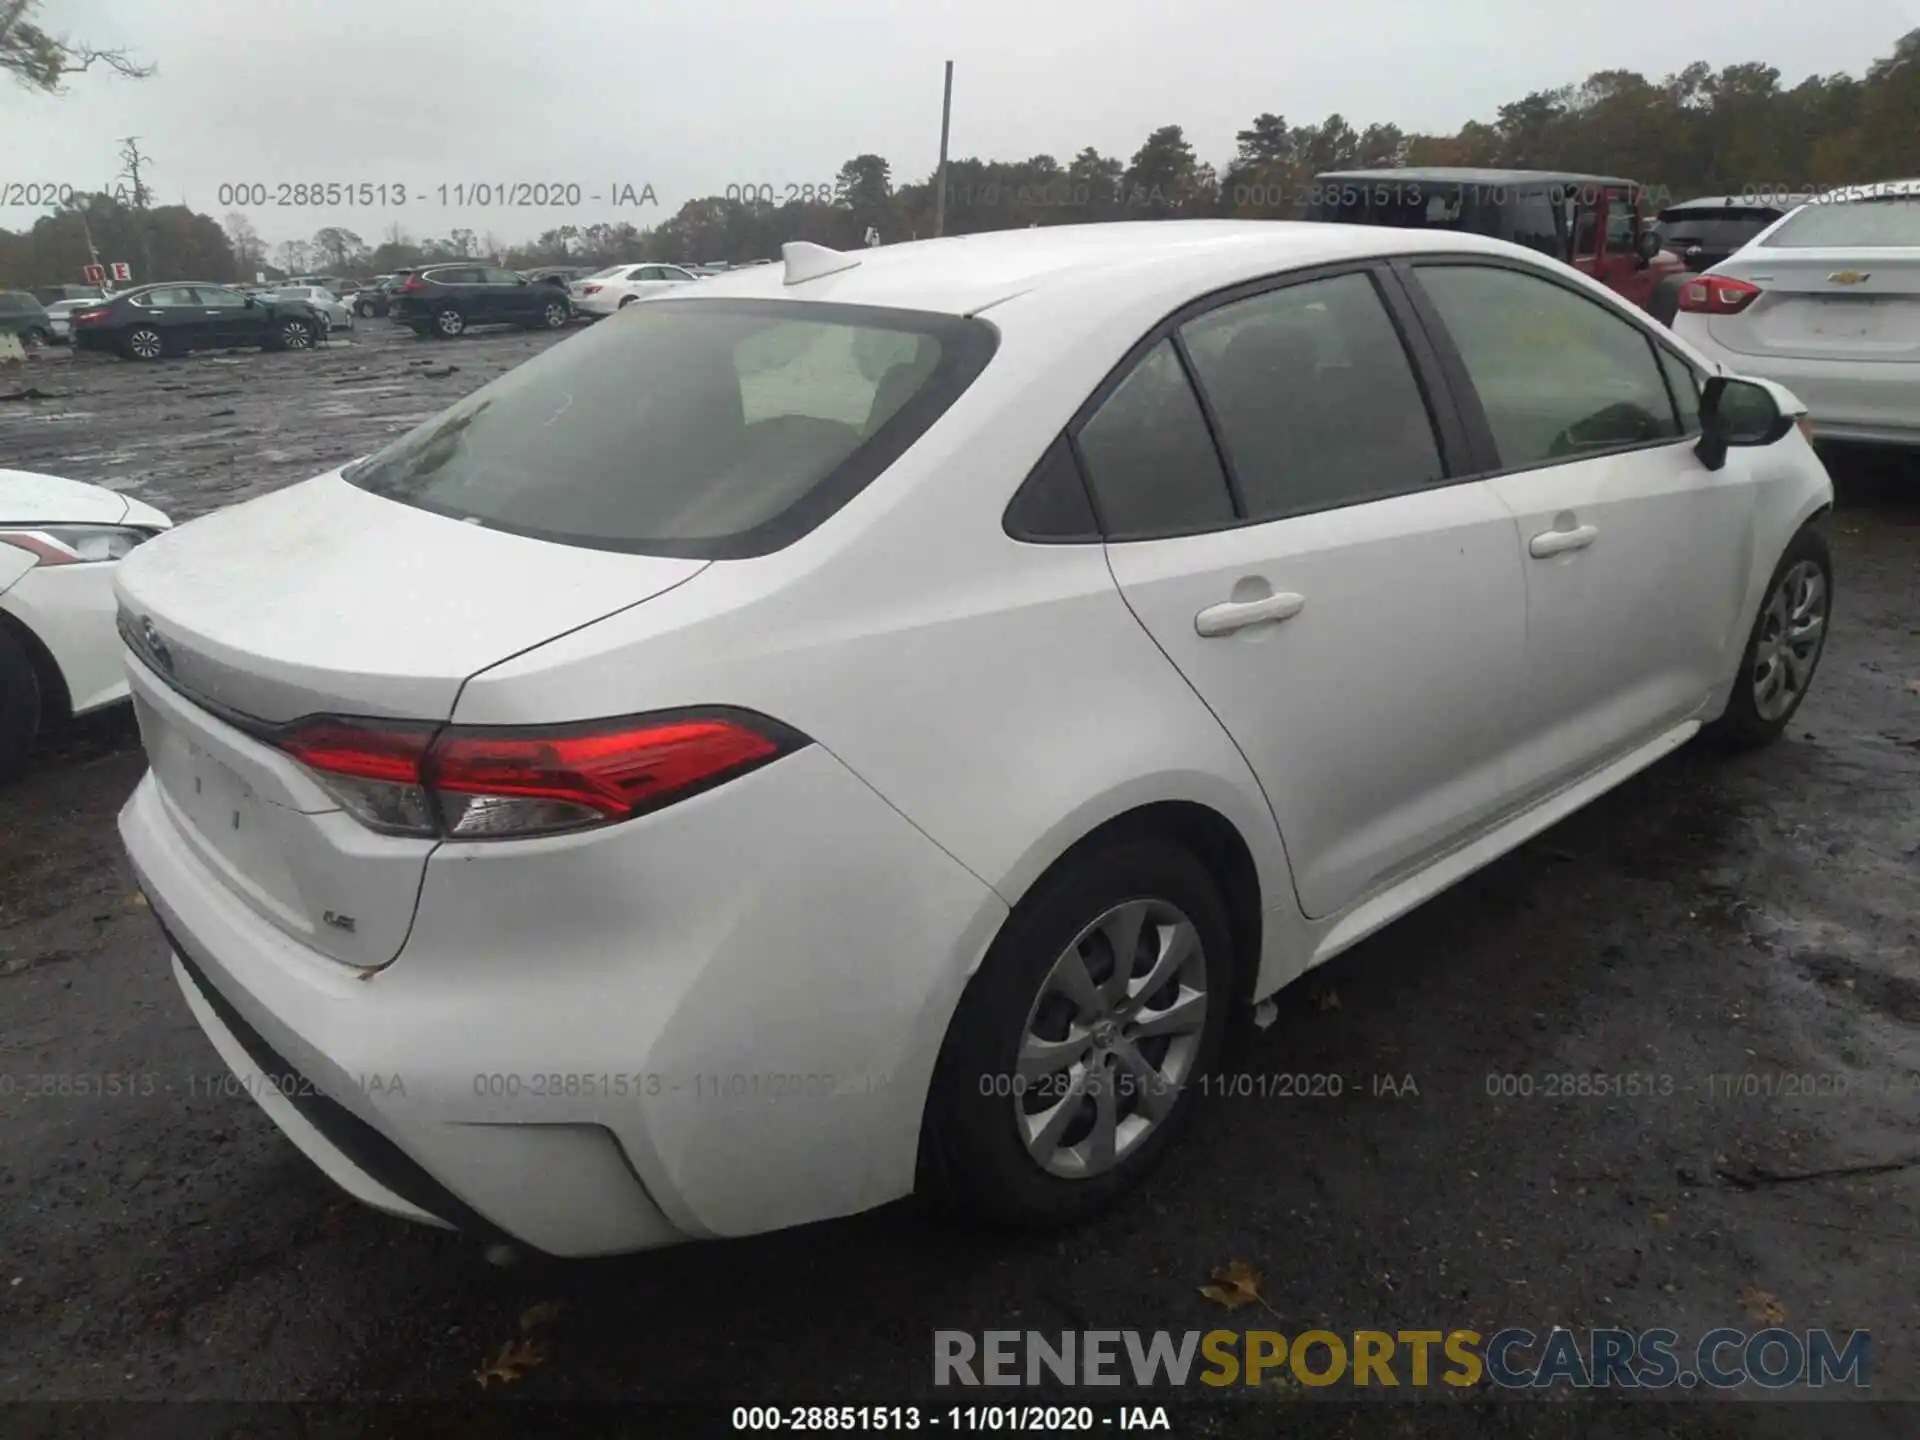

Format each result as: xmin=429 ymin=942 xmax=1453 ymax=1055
xmin=1006 ymin=258 xmax=1475 ymax=545
xmin=1391 ymin=253 xmax=1706 ymax=480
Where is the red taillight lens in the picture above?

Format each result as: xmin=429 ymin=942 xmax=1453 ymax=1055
xmin=72 ymin=308 xmax=108 ymax=324
xmin=582 ymin=284 xmax=602 ymax=295
xmin=399 ymin=275 xmax=423 ymax=292
xmin=1678 ymin=274 xmax=1761 ymax=315
xmin=272 ymin=710 xmax=803 ymax=840
xmin=278 ymin=718 xmax=433 ymax=783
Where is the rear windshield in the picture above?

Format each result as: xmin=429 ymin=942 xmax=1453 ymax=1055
xmin=1764 ymin=196 xmax=1920 ymax=248
xmin=1655 ymin=211 xmax=1778 ymax=247
xmin=343 ymin=298 xmax=998 ymax=558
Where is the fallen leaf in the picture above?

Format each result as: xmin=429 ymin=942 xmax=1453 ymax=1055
xmin=519 ymin=1301 xmax=564 ymax=1333
xmin=1252 ymin=1000 xmax=1278 ymax=1031
xmin=1199 ymin=1260 xmax=1265 ymax=1310
xmin=1906 ymin=680 xmax=1920 ymax=696
xmin=1739 ymin=1286 xmax=1787 ymax=1324
xmin=1650 ymin=1212 xmax=1671 ymax=1230
xmin=473 ymin=1337 xmax=547 ymax=1390
xmin=128 ymin=893 xmax=147 ymax=908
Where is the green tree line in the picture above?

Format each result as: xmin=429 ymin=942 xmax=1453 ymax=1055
xmin=3 ymin=29 xmax=1914 ymax=287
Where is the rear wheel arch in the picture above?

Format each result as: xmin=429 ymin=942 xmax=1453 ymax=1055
xmin=0 ymin=605 xmax=70 ymax=726
xmin=1001 ymin=800 xmax=1265 ymax=1007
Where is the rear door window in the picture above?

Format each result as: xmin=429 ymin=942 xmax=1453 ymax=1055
xmin=1180 ymin=272 xmax=1442 ymax=520
xmin=1073 ymin=339 xmax=1235 ymax=538
xmin=344 ymin=298 xmax=996 ymax=558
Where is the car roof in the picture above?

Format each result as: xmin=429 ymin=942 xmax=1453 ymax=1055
xmin=1315 ymin=166 xmax=1639 ymax=189
xmin=1662 ymin=195 xmax=1800 ymax=212
xmin=672 ymin=220 xmax=1530 ymax=318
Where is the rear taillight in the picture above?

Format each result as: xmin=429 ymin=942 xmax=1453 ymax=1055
xmin=399 ymin=275 xmax=424 ymax=292
xmin=72 ymin=308 xmax=108 ymax=325
xmin=582 ymin=284 xmax=602 ymax=295
xmin=1678 ymin=274 xmax=1761 ymax=316
xmin=272 ymin=709 xmax=806 ymax=840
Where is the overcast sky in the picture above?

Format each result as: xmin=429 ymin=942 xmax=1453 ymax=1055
xmin=3 ymin=0 xmax=1912 ymax=251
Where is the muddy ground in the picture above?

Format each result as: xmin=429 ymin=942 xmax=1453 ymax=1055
xmin=0 ymin=323 xmax=1916 ymax=1436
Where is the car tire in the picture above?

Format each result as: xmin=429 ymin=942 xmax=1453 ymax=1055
xmin=356 ymin=299 xmax=375 ymax=318
xmin=1705 ymin=524 xmax=1832 ymax=751
xmin=1649 ymin=272 xmax=1686 ymax=327
xmin=0 ymin=626 xmax=42 ymax=785
xmin=272 ymin=318 xmax=315 ymax=351
xmin=540 ymin=300 xmax=569 ymax=329
xmin=19 ymin=327 xmax=48 ymax=352
xmin=434 ymin=308 xmax=466 ymax=338
xmin=123 ymin=326 xmax=165 ymax=361
xmin=617 ymin=294 xmax=640 ymax=309
xmin=919 ymin=830 xmax=1234 ymax=1228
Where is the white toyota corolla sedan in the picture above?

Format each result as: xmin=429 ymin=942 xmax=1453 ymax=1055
xmin=1671 ymin=180 xmax=1919 ymax=448
xmin=116 ymin=222 xmax=1834 ymax=1257
xmin=1 ymin=470 xmax=172 ymax=780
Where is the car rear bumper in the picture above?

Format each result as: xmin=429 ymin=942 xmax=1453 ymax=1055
xmin=1676 ymin=321 xmax=1920 ymax=447
xmin=119 ymin=738 xmax=1006 ymax=1255
xmin=573 ymin=292 xmax=622 ymax=315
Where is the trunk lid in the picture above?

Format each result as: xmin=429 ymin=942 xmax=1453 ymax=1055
xmin=116 ymin=470 xmax=707 ymax=967
xmin=1707 ymin=248 xmax=1920 ymax=364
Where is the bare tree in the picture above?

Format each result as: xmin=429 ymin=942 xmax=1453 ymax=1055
xmin=223 ymin=212 xmax=264 ymax=279
xmin=1 ymin=0 xmax=152 ymax=92
xmin=276 ymin=239 xmax=311 ymax=275
xmin=117 ymin=135 xmax=155 ymax=280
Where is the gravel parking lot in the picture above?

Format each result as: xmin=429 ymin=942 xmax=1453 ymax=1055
xmin=1 ymin=322 xmax=1915 ymax=1433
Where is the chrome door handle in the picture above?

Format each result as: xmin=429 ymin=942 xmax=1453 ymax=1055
xmin=1195 ymin=591 xmax=1305 ymax=637
xmin=1529 ymin=524 xmax=1598 ymax=558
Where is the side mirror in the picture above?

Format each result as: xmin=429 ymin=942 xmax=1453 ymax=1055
xmin=1695 ymin=375 xmax=1794 ymax=471
xmin=244 ymin=294 xmax=256 ymax=307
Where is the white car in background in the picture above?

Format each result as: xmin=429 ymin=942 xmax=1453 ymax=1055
xmin=43 ymin=299 xmax=88 ymax=344
xmin=1672 ymin=179 xmax=1919 ymax=447
xmin=273 ymin=285 xmax=354 ymax=336
xmin=1 ymin=470 xmax=172 ymax=780
xmin=117 ymin=223 xmax=1831 ymax=1257
xmin=570 ymin=262 xmax=699 ymax=315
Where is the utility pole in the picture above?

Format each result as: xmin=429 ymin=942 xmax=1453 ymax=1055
xmin=118 ymin=136 xmax=155 ymax=281
xmin=933 ymin=61 xmax=953 ymax=238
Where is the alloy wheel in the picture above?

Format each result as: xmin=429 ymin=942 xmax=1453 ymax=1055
xmin=128 ymin=328 xmax=162 ymax=360
xmin=544 ymin=303 xmax=567 ymax=328
xmin=1752 ymin=559 xmax=1827 ymax=721
xmin=437 ymin=310 xmax=465 ymax=337
xmin=1014 ymin=898 xmax=1208 ymax=1180
xmin=282 ymin=321 xmax=312 ymax=350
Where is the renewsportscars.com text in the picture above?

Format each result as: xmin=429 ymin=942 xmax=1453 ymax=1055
xmin=934 ymin=1327 xmax=1871 ymax=1390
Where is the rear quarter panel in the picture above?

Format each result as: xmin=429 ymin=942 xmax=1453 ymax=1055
xmin=449 ymin=289 xmax=1295 ymax=918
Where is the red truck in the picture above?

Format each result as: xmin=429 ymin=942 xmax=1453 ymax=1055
xmin=1301 ymin=167 xmax=1686 ymax=316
